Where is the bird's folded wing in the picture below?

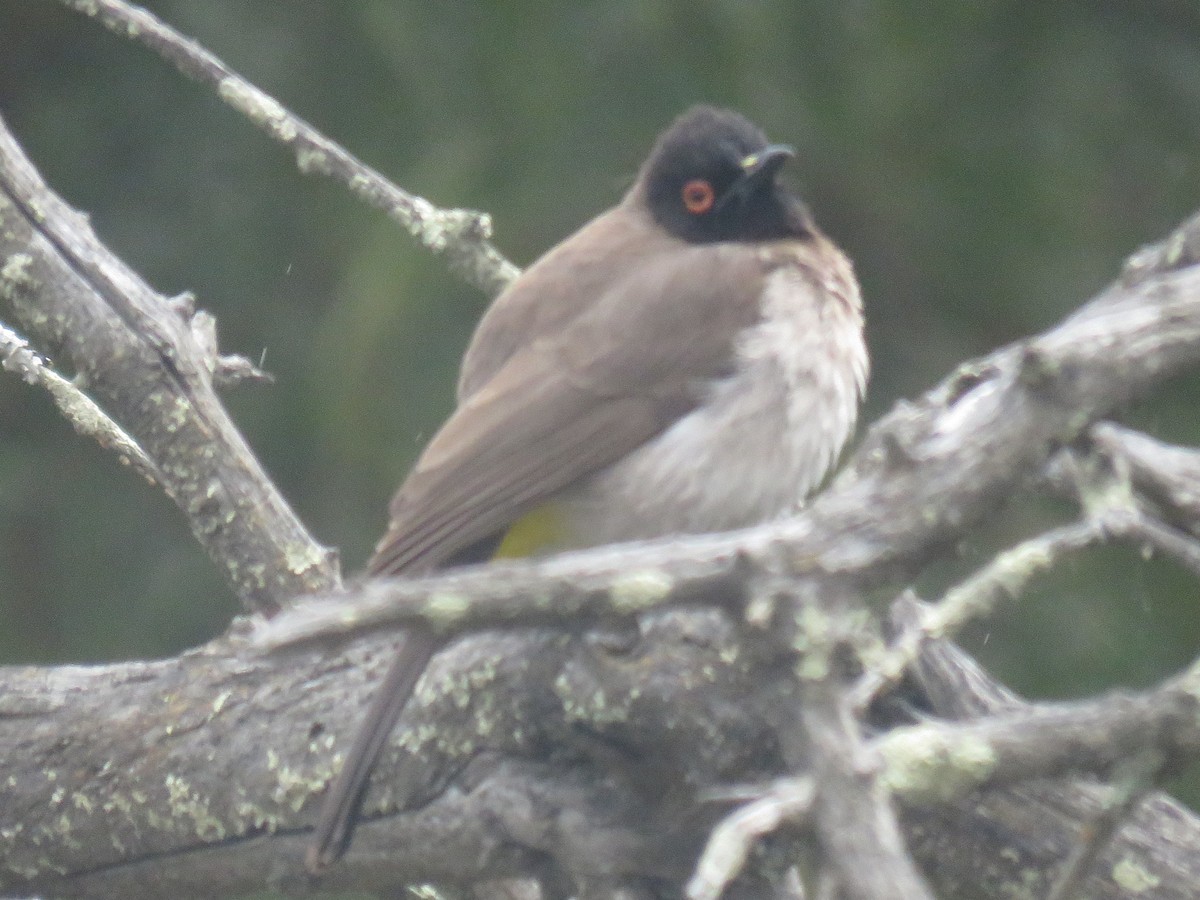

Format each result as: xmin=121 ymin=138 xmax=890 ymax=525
xmin=368 ymin=243 xmax=768 ymax=576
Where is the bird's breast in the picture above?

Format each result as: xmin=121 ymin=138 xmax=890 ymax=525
xmin=555 ymin=255 xmax=868 ymax=548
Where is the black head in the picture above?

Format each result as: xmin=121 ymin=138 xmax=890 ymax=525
xmin=639 ymin=105 xmax=813 ymax=245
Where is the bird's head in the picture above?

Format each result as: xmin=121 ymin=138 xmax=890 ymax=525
xmin=639 ymin=105 xmax=813 ymax=245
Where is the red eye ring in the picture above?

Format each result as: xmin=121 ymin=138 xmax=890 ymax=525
xmin=681 ymin=179 xmax=715 ymax=215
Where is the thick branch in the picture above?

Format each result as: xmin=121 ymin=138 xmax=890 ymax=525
xmin=4 ymin=600 xmax=1200 ymax=898
xmin=0 ymin=113 xmax=338 ymax=611
xmin=0 ymin=609 xmax=764 ymax=897
xmin=798 ymin=211 xmax=1200 ymax=583
xmin=879 ymin=665 xmax=1200 ymax=805
xmin=791 ymin=679 xmax=935 ymax=900
xmin=903 ymin=616 xmax=1200 ymax=900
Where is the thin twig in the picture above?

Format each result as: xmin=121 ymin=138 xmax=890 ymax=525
xmin=852 ymin=439 xmax=1200 ymax=713
xmin=850 ymin=519 xmax=1105 ymax=711
xmin=0 ymin=318 xmax=160 ymax=484
xmin=1091 ymin=422 xmax=1200 ymax=537
xmin=686 ymin=778 xmax=815 ymax=900
xmin=60 ymin=0 xmax=519 ymax=296
xmin=249 ymin=542 xmax=749 ymax=651
xmin=1050 ymin=439 xmax=1200 ymax=576
xmin=1103 ymin=507 xmax=1200 ymax=579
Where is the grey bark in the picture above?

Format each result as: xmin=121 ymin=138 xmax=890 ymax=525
xmin=0 ymin=115 xmax=339 ymax=613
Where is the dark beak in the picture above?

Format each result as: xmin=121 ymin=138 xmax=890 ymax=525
xmin=739 ymin=144 xmax=795 ymax=184
xmin=716 ymin=144 xmax=795 ymax=216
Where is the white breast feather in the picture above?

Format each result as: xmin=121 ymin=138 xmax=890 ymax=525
xmin=562 ymin=262 xmax=867 ymax=547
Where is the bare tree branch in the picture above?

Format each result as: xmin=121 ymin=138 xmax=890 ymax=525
xmin=792 ymin=674 xmax=935 ymax=900
xmin=4 ymin=585 xmax=1200 ymax=898
xmin=904 ymin=608 xmax=1200 ymax=900
xmin=850 ymin=519 xmax=1105 ymax=711
xmin=878 ymin=662 xmax=1200 ymax=804
xmin=687 ymin=778 xmax=815 ymax=900
xmin=0 ymin=113 xmax=339 ymax=611
xmin=57 ymin=0 xmax=519 ymax=297
xmin=0 ymin=317 xmax=160 ymax=484
xmin=1091 ymin=422 xmax=1200 ymax=536
xmin=853 ymin=476 xmax=1200 ymax=711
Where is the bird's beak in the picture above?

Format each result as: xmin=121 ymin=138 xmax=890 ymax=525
xmin=720 ymin=144 xmax=796 ymax=217
xmin=739 ymin=144 xmax=795 ymax=184
xmin=716 ymin=144 xmax=796 ymax=215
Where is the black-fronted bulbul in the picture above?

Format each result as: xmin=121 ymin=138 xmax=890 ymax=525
xmin=307 ymin=105 xmax=869 ymax=872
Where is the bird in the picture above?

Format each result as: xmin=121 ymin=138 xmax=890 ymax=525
xmin=306 ymin=104 xmax=868 ymax=872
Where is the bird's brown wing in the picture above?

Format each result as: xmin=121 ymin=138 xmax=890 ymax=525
xmin=456 ymin=203 xmax=656 ymax=401
xmin=367 ymin=239 xmax=769 ymax=576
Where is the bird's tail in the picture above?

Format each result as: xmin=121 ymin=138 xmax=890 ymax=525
xmin=306 ymin=626 xmax=440 ymax=873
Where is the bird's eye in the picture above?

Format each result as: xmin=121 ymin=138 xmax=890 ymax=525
xmin=681 ymin=179 xmax=715 ymax=215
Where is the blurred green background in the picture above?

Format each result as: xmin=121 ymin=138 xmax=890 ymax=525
xmin=2 ymin=0 xmax=1200 ymax=796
